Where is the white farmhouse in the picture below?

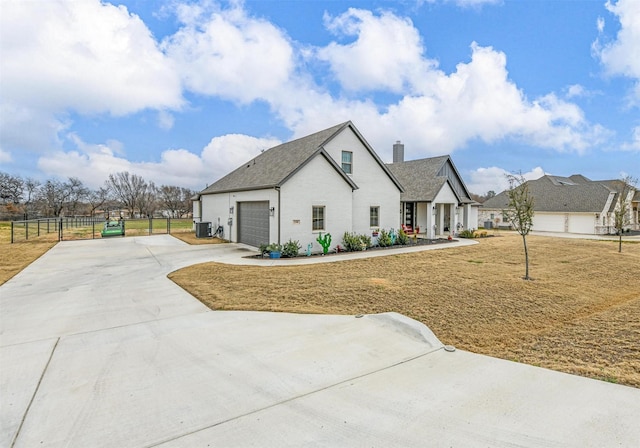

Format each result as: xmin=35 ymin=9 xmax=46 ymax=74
xmin=193 ymin=122 xmax=403 ymax=250
xmin=193 ymin=121 xmax=480 ymax=250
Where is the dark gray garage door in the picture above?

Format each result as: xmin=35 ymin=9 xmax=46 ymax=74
xmin=237 ymin=201 xmax=270 ymax=247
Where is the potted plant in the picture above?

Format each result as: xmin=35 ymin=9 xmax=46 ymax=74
xmin=266 ymin=243 xmax=283 ymax=259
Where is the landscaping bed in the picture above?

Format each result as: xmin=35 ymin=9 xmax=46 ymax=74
xmin=248 ymin=237 xmax=454 ymax=259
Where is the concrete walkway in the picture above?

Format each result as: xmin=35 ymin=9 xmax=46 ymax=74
xmin=1 ymin=235 xmax=639 ymax=447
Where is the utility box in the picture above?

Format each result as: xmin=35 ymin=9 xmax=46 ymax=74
xmin=484 ymin=221 xmax=493 ymax=229
xmin=196 ymin=222 xmax=211 ymax=238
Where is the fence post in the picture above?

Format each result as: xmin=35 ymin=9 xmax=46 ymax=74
xmin=11 ymin=221 xmax=14 ymax=244
xmin=59 ymin=218 xmax=63 ymax=241
xmin=149 ymin=217 xmax=152 ymax=235
xmin=167 ymin=218 xmax=171 ymax=234
xmin=26 ymin=220 xmax=29 ymax=240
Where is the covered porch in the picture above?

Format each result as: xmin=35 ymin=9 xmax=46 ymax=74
xmin=401 ymin=201 xmax=475 ymax=239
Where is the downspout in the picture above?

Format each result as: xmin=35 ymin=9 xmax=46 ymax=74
xmin=276 ymin=186 xmax=281 ymax=244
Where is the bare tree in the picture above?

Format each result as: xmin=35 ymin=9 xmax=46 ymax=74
xmin=65 ymin=177 xmax=89 ymax=216
xmin=87 ymin=185 xmax=111 ymax=218
xmin=503 ymin=173 xmax=535 ymax=280
xmin=107 ymin=172 xmax=148 ymax=218
xmin=23 ymin=178 xmax=41 ymax=219
xmin=612 ymin=175 xmax=638 ymax=253
xmin=38 ymin=179 xmax=69 ymax=217
xmin=158 ymin=185 xmax=194 ymax=217
xmin=470 ymin=190 xmax=496 ymax=204
xmin=138 ymin=182 xmax=157 ymax=218
xmin=0 ymin=172 xmax=24 ymax=204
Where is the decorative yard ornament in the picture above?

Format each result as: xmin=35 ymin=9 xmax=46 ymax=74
xmin=306 ymin=243 xmax=313 ymax=256
xmin=316 ymin=232 xmax=332 ymax=255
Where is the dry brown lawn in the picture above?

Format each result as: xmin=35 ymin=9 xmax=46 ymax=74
xmin=3 ymin=223 xmax=638 ymax=387
xmin=0 ymin=223 xmax=57 ymax=285
xmin=169 ymin=233 xmax=640 ymax=387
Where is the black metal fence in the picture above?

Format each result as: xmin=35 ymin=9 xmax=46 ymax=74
xmin=10 ymin=217 xmax=194 ymax=243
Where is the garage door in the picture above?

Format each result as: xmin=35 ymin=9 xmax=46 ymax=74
xmin=238 ymin=201 xmax=270 ymax=247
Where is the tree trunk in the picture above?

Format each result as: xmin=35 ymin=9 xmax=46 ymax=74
xmin=522 ymin=234 xmax=530 ymax=280
xmin=619 ymin=233 xmax=622 ymax=253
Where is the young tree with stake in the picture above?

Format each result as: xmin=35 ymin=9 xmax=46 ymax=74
xmin=612 ymin=175 xmax=638 ymax=253
xmin=503 ymin=173 xmax=535 ymax=280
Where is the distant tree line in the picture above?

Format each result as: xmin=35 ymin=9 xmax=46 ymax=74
xmin=470 ymin=190 xmax=496 ymax=204
xmin=0 ymin=171 xmax=196 ymax=221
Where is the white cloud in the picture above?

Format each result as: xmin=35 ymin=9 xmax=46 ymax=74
xmin=594 ymin=0 xmax=640 ymax=104
xmin=467 ymin=166 xmax=545 ymax=195
xmin=2 ymin=1 xmax=613 ymax=186
xmin=201 ymin=134 xmax=282 ymax=183
xmin=162 ymin=2 xmax=294 ymax=103
xmin=157 ymin=111 xmax=175 ymax=130
xmin=0 ymin=102 xmax=70 ymax=153
xmin=0 ymin=148 xmax=12 ymax=164
xmin=282 ymin=40 xmax=607 ymax=160
xmin=36 ymin=133 xmax=281 ymax=190
xmin=318 ymin=9 xmax=436 ymax=92
xmin=1 ymin=0 xmax=182 ymax=114
xmin=0 ymin=0 xmax=183 ymax=152
xmin=565 ymin=84 xmax=586 ymax=98
xmin=621 ymin=126 xmax=640 ymax=152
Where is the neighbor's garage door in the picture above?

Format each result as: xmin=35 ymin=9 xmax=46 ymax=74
xmin=238 ymin=201 xmax=270 ymax=247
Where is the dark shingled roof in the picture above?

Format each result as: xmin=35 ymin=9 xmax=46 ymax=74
xmin=200 ymin=122 xmax=356 ymax=195
xmin=200 ymin=121 xmax=403 ymax=195
xmin=387 ymin=155 xmax=473 ymax=203
xmin=482 ymin=175 xmax=616 ymax=213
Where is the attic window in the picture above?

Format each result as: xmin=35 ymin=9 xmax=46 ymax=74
xmin=341 ymin=151 xmax=353 ymax=174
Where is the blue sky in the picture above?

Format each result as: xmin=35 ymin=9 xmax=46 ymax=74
xmin=1 ymin=0 xmax=638 ymax=194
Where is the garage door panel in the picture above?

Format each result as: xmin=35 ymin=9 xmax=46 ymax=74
xmin=238 ymin=201 xmax=269 ymax=247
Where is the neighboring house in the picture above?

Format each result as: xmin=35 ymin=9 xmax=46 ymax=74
xmin=480 ymin=175 xmax=640 ymax=235
xmin=193 ymin=121 xmax=403 ymax=250
xmin=194 ymin=121 xmax=480 ymax=249
xmin=387 ymin=146 xmax=478 ymax=239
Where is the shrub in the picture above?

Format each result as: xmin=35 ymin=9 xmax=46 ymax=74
xmin=458 ymin=229 xmax=476 ymax=238
xmin=342 ymin=232 xmax=361 ymax=251
xmin=259 ymin=243 xmax=270 ymax=257
xmin=282 ymin=239 xmax=301 ymax=258
xmin=342 ymin=232 xmax=371 ymax=251
xmin=266 ymin=243 xmax=282 ymax=253
xmin=396 ymin=229 xmax=409 ymax=245
xmin=377 ymin=229 xmax=392 ymax=247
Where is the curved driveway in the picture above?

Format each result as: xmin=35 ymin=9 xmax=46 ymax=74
xmin=1 ymin=235 xmax=638 ymax=447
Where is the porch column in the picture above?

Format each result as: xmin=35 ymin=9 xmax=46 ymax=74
xmin=463 ymin=204 xmax=471 ymax=229
xmin=426 ymin=203 xmax=435 ymax=239
xmin=453 ymin=205 xmax=459 ymax=235
xmin=438 ymin=203 xmax=445 ymax=236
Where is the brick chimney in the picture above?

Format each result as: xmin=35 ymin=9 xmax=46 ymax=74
xmin=393 ymin=141 xmax=404 ymax=163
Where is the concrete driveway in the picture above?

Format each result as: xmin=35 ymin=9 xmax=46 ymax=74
xmin=1 ymin=235 xmax=639 ymax=447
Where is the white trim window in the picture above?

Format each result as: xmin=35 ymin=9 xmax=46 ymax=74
xmin=341 ymin=151 xmax=353 ymax=174
xmin=312 ymin=206 xmax=325 ymax=231
xmin=370 ymin=206 xmax=379 ymax=227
